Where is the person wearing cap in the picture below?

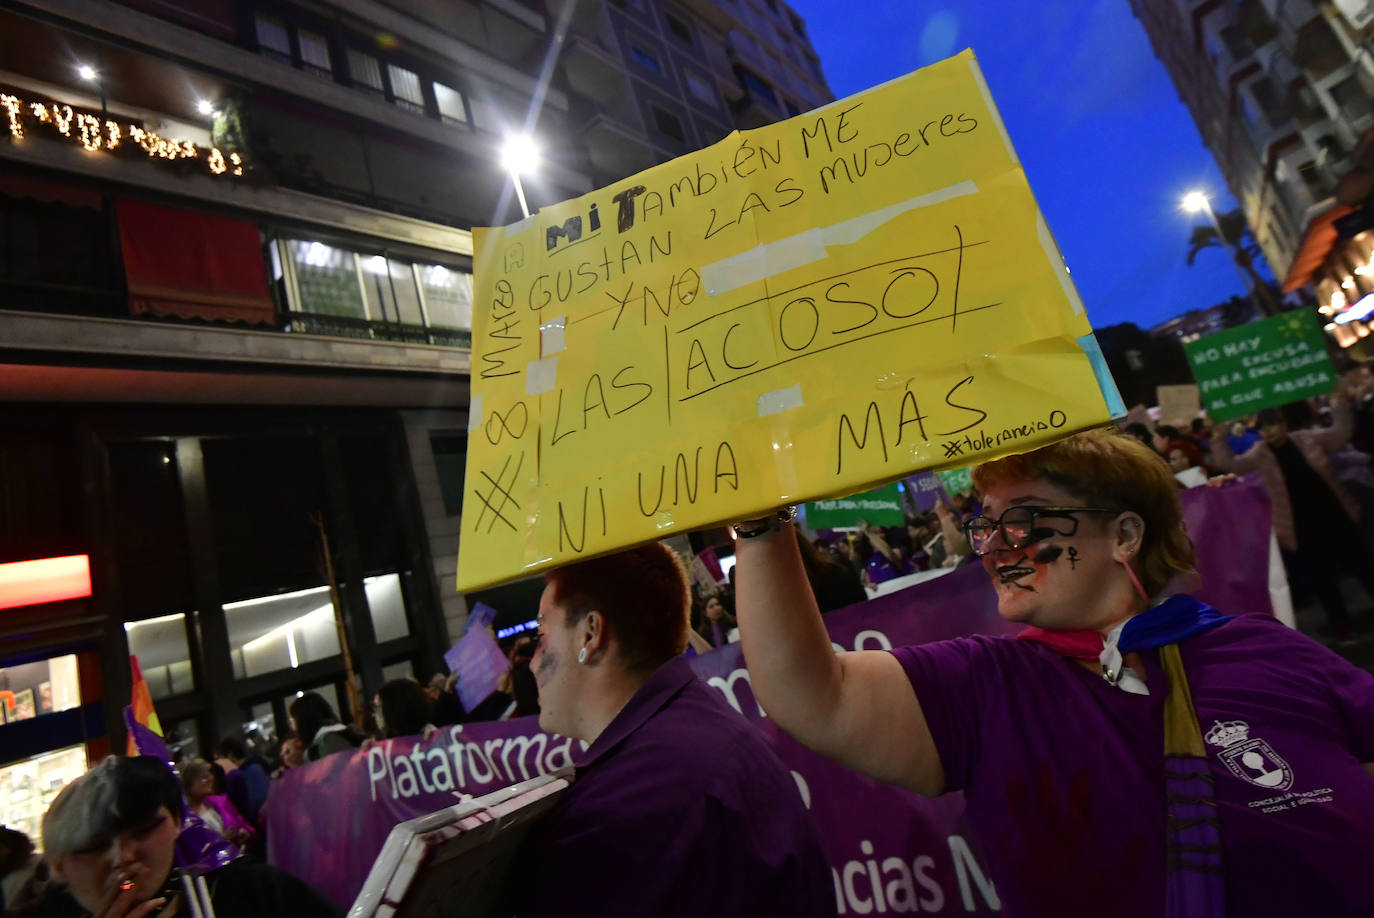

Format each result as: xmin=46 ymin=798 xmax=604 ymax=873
xmin=733 ymin=427 xmax=1374 ymax=916
xmin=17 ymin=756 xmax=338 ymax=918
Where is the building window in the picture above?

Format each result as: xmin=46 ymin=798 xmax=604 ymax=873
xmin=784 ymin=98 xmax=801 ymax=117
xmin=739 ymin=68 xmax=778 ymax=105
xmin=652 ymin=105 xmax=685 ymax=141
xmin=789 ymin=12 xmax=806 ymax=37
xmin=686 ymin=73 xmax=716 ymax=106
xmin=280 ymin=239 xmax=473 ymax=345
xmin=666 ymin=13 xmax=692 ymax=44
xmin=764 ymin=0 xmax=779 ymax=12
xmin=1330 ymin=75 xmax=1374 ymax=125
xmin=429 ymin=431 xmax=467 ymax=517
xmin=124 ymin=614 xmax=195 ymax=700
xmin=254 ymin=13 xmax=292 ymax=60
xmin=419 ymin=264 xmax=474 ymax=330
xmin=388 ymin=64 xmax=425 ymax=113
xmin=348 ymin=49 xmax=385 ymax=94
xmin=631 ymin=45 xmax=664 ymax=76
xmin=0 ymin=655 xmax=81 ymax=723
xmin=365 ymin=573 xmax=411 ymax=644
xmin=433 ymin=82 xmax=468 ymax=125
xmin=286 ymin=240 xmax=367 ymax=319
xmin=225 ymin=585 xmax=341 ymax=680
xmin=298 ymin=29 xmax=332 ymax=75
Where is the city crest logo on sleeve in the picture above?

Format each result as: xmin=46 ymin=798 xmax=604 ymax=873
xmin=1204 ymin=720 xmax=1293 ymax=791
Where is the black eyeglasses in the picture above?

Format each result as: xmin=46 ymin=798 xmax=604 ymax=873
xmin=963 ymin=506 xmax=1118 ymax=557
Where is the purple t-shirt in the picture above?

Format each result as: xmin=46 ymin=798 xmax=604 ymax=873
xmin=892 ymin=612 xmax=1374 ymax=916
xmin=514 ymin=655 xmax=835 ymax=917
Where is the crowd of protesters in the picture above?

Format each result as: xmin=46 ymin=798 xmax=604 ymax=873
xmin=5 ymin=390 xmax=1374 ymax=916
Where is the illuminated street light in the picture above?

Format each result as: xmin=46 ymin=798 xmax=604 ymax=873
xmin=500 ymin=133 xmax=540 ymax=219
xmin=1180 ymin=188 xmax=1274 ymax=316
xmin=196 ymin=99 xmax=215 ymax=116
xmin=77 ymin=64 xmax=98 ymax=82
xmin=1181 ymin=190 xmax=1209 ymax=214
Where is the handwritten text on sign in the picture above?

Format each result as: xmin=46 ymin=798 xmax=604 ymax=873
xmin=458 ymin=50 xmax=1117 ymax=590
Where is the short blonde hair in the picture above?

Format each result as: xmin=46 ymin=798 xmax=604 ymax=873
xmin=972 ymin=428 xmax=1195 ymax=597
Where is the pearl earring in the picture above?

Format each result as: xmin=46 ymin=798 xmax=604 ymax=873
xmin=577 ymin=647 xmax=588 ymax=664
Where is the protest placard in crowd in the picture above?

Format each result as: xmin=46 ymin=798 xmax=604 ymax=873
xmin=1184 ymin=311 xmax=1336 ymax=422
xmin=805 ymin=482 xmax=905 ymax=529
xmin=458 ymin=50 xmax=1122 ymax=590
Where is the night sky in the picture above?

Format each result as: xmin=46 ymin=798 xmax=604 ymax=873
xmin=789 ymin=0 xmax=1255 ymax=330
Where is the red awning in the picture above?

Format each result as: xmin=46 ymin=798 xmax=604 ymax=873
xmin=116 ymin=199 xmax=276 ymax=325
xmin=1281 ymin=203 xmax=1354 ymax=293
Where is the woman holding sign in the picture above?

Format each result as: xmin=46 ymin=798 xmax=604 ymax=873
xmin=734 ymin=428 xmax=1374 ymax=916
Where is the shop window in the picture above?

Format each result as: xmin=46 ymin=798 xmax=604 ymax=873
xmin=298 ymin=29 xmax=333 ymax=75
xmin=0 ymin=655 xmax=80 ymax=723
xmin=419 ymin=264 xmax=473 ymax=331
xmin=254 ymin=13 xmax=292 ymax=60
xmin=348 ymin=49 xmax=385 ymax=94
xmin=124 ymin=614 xmax=195 ymax=700
xmin=246 ymin=702 xmax=275 ymax=739
xmin=686 ymin=73 xmax=716 ymax=107
xmin=366 ymin=574 xmax=410 ymax=644
xmin=225 ymin=585 xmax=341 ymax=680
xmin=285 ymin=240 xmax=367 ymax=319
xmin=433 ymin=82 xmax=468 ymax=125
xmin=163 ymin=717 xmax=200 ymax=765
xmin=0 ymin=745 xmax=86 ymax=846
xmin=631 ymin=45 xmax=664 ymax=76
xmin=290 ymin=682 xmax=343 ymax=725
xmin=382 ymin=660 xmax=414 ymax=683
xmin=653 ymin=105 xmax=686 ymax=142
xmin=388 ymin=64 xmax=425 ymax=113
xmin=429 ymin=431 xmax=467 ymax=517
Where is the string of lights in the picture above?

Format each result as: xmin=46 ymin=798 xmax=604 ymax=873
xmin=0 ymin=90 xmax=244 ymax=177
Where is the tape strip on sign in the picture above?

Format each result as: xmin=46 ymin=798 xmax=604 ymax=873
xmin=758 ymin=383 xmax=804 ymax=417
xmin=1038 ymin=213 xmax=1084 ymax=316
xmin=540 ymin=316 xmax=567 ymax=356
xmin=1076 ymin=334 xmax=1127 ymax=418
xmin=525 ymin=358 xmax=559 ymax=395
xmin=966 ymin=55 xmax=1017 ymax=163
xmin=701 ymin=181 xmax=979 ymax=296
xmin=468 ymin=394 xmax=483 ymax=431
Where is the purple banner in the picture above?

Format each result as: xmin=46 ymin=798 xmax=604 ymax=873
xmin=267 ymin=479 xmax=1275 ymax=914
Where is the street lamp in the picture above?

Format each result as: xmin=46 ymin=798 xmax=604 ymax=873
xmin=500 ymin=133 xmax=539 ymax=219
xmin=1181 ymin=189 xmax=1273 ymax=316
xmin=196 ymin=99 xmax=215 ymax=117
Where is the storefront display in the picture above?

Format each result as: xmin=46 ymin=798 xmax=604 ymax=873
xmin=0 ymin=744 xmax=87 ymax=846
xmin=0 ymin=654 xmax=80 ymax=723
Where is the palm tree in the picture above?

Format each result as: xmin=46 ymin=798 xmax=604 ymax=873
xmin=1185 ymin=208 xmax=1282 ymax=316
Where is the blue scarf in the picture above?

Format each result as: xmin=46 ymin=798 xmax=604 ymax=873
xmin=1118 ymin=594 xmax=1231 ymax=654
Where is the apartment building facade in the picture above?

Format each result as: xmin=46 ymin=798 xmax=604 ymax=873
xmin=1130 ymin=0 xmax=1374 ymax=346
xmin=0 ymin=0 xmax=830 ymax=827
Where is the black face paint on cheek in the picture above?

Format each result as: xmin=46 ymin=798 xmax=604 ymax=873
xmin=1031 ymin=545 xmax=1063 ymax=565
xmin=1067 ymin=546 xmax=1080 ymax=569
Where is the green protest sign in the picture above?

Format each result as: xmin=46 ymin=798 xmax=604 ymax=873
xmin=937 ymin=467 xmax=974 ymax=496
xmin=805 ymin=483 xmax=905 ymax=530
xmin=1184 ymin=312 xmax=1336 ymax=423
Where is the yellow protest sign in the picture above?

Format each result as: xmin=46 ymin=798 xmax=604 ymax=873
xmin=457 ymin=49 xmax=1121 ymax=591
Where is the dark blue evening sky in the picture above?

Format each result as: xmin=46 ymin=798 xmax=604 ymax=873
xmin=789 ymin=0 xmax=1251 ymax=330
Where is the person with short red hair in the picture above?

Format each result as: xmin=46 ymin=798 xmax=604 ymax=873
xmin=506 ymin=542 xmax=833 ymax=918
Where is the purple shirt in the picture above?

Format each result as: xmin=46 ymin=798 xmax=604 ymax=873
xmin=893 ymin=612 xmax=1374 ymax=916
xmin=514 ymin=655 xmax=835 ymax=917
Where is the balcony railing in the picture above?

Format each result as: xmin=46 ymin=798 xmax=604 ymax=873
xmin=282 ymin=311 xmax=472 ymax=348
